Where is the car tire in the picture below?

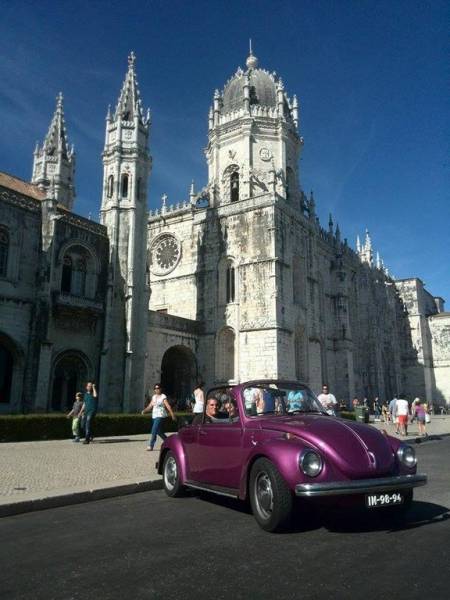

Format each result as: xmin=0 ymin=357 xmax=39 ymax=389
xmin=163 ymin=451 xmax=185 ymax=498
xmin=249 ymin=458 xmax=293 ymax=532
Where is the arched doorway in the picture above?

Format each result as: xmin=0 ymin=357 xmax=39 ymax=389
xmin=0 ymin=342 xmax=13 ymax=405
xmin=160 ymin=345 xmax=198 ymax=409
xmin=0 ymin=332 xmax=24 ymax=410
xmin=51 ymin=351 xmax=90 ymax=411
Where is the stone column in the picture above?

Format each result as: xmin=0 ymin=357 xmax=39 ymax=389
xmin=34 ymin=341 xmax=53 ymax=411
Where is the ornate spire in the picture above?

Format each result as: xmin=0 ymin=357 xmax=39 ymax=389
xmin=32 ymin=92 xmax=75 ymax=210
xmin=356 ymin=235 xmax=361 ymax=253
xmin=114 ymin=52 xmax=145 ymax=123
xmin=364 ymin=228 xmax=372 ymax=251
xmin=43 ymin=92 xmax=71 ymax=159
xmin=246 ymin=39 xmax=259 ymax=70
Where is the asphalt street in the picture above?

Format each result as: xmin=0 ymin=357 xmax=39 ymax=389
xmin=1 ymin=436 xmax=449 ymax=600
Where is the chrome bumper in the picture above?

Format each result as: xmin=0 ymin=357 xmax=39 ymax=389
xmin=295 ymin=474 xmax=427 ymax=497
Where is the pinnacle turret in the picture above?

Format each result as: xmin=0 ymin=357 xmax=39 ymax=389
xmin=114 ymin=52 xmax=149 ymax=126
xmin=32 ymin=92 xmax=75 ymax=210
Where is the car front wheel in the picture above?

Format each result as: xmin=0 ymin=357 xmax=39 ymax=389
xmin=163 ymin=451 xmax=185 ymax=497
xmin=249 ymin=458 xmax=293 ymax=532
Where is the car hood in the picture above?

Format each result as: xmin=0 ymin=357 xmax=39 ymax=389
xmin=259 ymin=415 xmax=395 ymax=477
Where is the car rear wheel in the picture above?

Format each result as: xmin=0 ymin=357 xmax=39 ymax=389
xmin=163 ymin=451 xmax=185 ymax=497
xmin=249 ymin=458 xmax=293 ymax=532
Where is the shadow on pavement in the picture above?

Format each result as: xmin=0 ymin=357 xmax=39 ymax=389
xmin=94 ymin=439 xmax=145 ymax=444
xmin=188 ymin=491 xmax=449 ymax=535
xmin=413 ymin=433 xmax=450 ymax=444
xmin=319 ymin=501 xmax=450 ymax=534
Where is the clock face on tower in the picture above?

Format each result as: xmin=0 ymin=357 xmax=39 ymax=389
xmin=150 ymin=234 xmax=181 ymax=275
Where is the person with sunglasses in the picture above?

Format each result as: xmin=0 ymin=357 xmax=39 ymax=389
xmin=142 ymin=384 xmax=176 ymax=451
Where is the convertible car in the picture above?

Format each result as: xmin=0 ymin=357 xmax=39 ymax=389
xmin=157 ymin=380 xmax=427 ymax=531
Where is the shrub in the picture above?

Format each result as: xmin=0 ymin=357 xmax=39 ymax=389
xmin=340 ymin=411 xmax=356 ymax=421
xmin=0 ymin=412 xmax=192 ymax=443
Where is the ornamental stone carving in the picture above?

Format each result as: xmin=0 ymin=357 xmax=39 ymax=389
xmin=150 ymin=233 xmax=181 ymax=275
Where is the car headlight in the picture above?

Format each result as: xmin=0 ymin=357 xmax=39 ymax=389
xmin=397 ymin=445 xmax=417 ymax=468
xmin=299 ymin=449 xmax=323 ymax=477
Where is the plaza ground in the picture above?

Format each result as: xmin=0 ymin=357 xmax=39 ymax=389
xmin=1 ymin=415 xmax=449 ymax=517
xmin=1 ymin=434 xmax=449 ymax=600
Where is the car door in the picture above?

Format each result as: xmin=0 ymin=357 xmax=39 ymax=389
xmin=189 ymin=418 xmax=243 ymax=491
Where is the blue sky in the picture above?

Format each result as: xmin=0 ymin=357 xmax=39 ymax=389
xmin=1 ymin=0 xmax=449 ymax=301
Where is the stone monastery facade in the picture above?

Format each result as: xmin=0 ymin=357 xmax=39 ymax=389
xmin=0 ymin=50 xmax=449 ymax=413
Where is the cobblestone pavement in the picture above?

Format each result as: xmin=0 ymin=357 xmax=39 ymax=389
xmin=370 ymin=413 xmax=450 ymax=439
xmin=0 ymin=434 xmax=161 ymax=506
xmin=1 ymin=416 xmax=448 ymax=510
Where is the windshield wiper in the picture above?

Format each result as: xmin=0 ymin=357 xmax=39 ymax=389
xmin=288 ymin=409 xmax=323 ymax=415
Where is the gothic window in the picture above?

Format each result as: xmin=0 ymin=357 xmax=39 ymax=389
xmin=61 ymin=256 xmax=72 ymax=293
xmin=295 ymin=330 xmax=306 ymax=381
xmin=107 ymin=175 xmax=114 ymax=198
xmin=230 ymin=171 xmax=239 ymax=202
xmin=292 ymin=255 xmax=303 ymax=305
xmin=286 ymin=167 xmax=296 ymax=200
xmin=60 ymin=246 xmax=96 ymax=298
xmin=217 ymin=327 xmax=235 ymax=382
xmin=71 ymin=258 xmax=87 ymax=296
xmin=121 ymin=174 xmax=129 ymax=198
xmin=0 ymin=228 xmax=9 ymax=277
xmin=137 ymin=177 xmax=141 ymax=199
xmin=226 ymin=264 xmax=236 ymax=304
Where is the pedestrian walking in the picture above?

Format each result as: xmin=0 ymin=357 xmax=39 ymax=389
xmin=381 ymin=402 xmax=389 ymax=423
xmin=410 ymin=397 xmax=419 ymax=423
xmin=142 ymin=383 xmax=176 ymax=451
xmin=317 ymin=384 xmax=338 ymax=416
xmin=396 ymin=395 xmax=409 ymax=436
xmin=389 ymin=397 xmax=398 ymax=432
xmin=414 ymin=399 xmax=427 ymax=437
xmin=192 ymin=381 xmax=205 ymax=416
xmin=80 ymin=382 xmax=98 ymax=445
xmin=66 ymin=392 xmax=83 ymax=442
xmin=373 ymin=397 xmax=381 ymax=420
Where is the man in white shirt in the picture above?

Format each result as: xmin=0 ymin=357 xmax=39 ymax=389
xmin=395 ymin=395 xmax=410 ymax=436
xmin=317 ymin=384 xmax=338 ymax=416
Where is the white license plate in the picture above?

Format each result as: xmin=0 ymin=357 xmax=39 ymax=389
xmin=366 ymin=492 xmax=404 ymax=508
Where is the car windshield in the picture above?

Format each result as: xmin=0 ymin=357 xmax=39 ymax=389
xmin=243 ymin=383 xmax=325 ymax=417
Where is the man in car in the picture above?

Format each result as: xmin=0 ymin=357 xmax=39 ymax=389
xmin=192 ymin=397 xmax=220 ymax=425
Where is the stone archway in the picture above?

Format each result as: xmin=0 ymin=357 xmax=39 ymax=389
xmin=51 ymin=351 xmax=90 ymax=412
xmin=0 ymin=332 xmax=24 ymax=411
xmin=160 ymin=345 xmax=198 ymax=409
xmin=0 ymin=341 xmax=13 ymax=405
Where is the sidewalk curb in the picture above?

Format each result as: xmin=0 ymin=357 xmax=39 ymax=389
xmin=0 ymin=478 xmax=163 ymax=518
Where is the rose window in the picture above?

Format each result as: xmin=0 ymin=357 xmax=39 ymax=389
xmin=151 ymin=235 xmax=181 ymax=275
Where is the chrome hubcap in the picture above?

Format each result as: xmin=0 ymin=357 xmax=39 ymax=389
xmin=255 ymin=472 xmax=273 ymax=519
xmin=164 ymin=456 xmax=177 ymax=490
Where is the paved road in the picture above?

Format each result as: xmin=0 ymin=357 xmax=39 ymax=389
xmin=1 ymin=437 xmax=449 ymax=600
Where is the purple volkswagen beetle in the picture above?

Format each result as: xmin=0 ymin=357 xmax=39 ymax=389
xmin=157 ymin=381 xmax=427 ymax=532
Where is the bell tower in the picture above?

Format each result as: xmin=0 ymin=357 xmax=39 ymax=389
xmin=205 ymin=47 xmax=302 ymax=207
xmin=99 ymin=52 xmax=152 ymax=412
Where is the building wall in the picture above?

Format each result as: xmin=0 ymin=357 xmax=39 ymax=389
xmin=0 ymin=182 xmax=109 ymax=413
